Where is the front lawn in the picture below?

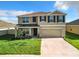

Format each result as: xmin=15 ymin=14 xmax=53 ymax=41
xmin=0 ymin=35 xmax=41 ymax=55
xmin=64 ymin=32 xmax=79 ymax=49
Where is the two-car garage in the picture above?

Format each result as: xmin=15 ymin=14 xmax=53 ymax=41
xmin=39 ymin=26 xmax=65 ymax=38
xmin=40 ymin=29 xmax=62 ymax=37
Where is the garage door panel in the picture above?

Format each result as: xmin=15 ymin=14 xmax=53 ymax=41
xmin=40 ymin=29 xmax=62 ymax=37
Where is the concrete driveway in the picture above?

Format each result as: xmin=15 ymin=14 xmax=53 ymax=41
xmin=41 ymin=38 xmax=79 ymax=57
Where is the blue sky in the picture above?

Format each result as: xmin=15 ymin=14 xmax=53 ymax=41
xmin=0 ymin=1 xmax=55 ymax=11
xmin=0 ymin=1 xmax=79 ymax=24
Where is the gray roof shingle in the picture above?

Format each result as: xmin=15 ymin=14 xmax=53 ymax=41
xmin=18 ymin=10 xmax=66 ymax=17
xmin=67 ymin=19 xmax=79 ymax=25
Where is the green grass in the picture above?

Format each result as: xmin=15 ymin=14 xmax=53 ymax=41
xmin=0 ymin=35 xmax=41 ymax=55
xmin=64 ymin=32 xmax=79 ymax=49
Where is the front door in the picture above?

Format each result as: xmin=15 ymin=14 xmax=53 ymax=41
xmin=33 ymin=28 xmax=37 ymax=36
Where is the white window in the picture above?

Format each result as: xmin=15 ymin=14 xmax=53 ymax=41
xmin=58 ymin=16 xmax=63 ymax=22
xmin=23 ymin=17 xmax=29 ymax=23
xmin=40 ymin=16 xmax=46 ymax=22
xmin=41 ymin=16 xmax=45 ymax=19
xmin=32 ymin=17 xmax=36 ymax=22
xmin=48 ymin=16 xmax=55 ymax=22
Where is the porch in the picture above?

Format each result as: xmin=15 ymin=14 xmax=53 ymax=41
xmin=15 ymin=27 xmax=39 ymax=38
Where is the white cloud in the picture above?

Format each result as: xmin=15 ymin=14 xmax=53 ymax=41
xmin=0 ymin=10 xmax=33 ymax=24
xmin=54 ymin=1 xmax=69 ymax=10
xmin=54 ymin=1 xmax=79 ymax=11
xmin=0 ymin=16 xmax=17 ymax=24
xmin=0 ymin=10 xmax=33 ymax=16
xmin=54 ymin=1 xmax=79 ymax=21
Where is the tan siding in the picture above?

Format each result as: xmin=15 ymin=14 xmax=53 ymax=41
xmin=30 ymin=17 xmax=38 ymax=24
xmin=38 ymin=14 xmax=65 ymax=25
xmin=66 ymin=25 xmax=79 ymax=35
xmin=18 ymin=16 xmax=23 ymax=24
xmin=18 ymin=16 xmax=38 ymax=24
xmin=40 ymin=29 xmax=62 ymax=37
xmin=40 ymin=26 xmax=65 ymax=29
xmin=37 ymin=16 xmax=40 ymax=25
xmin=39 ymin=22 xmax=65 ymax=25
xmin=39 ymin=26 xmax=65 ymax=37
xmin=29 ymin=17 xmax=31 ymax=24
xmin=36 ymin=17 xmax=38 ymax=24
xmin=18 ymin=16 xmax=65 ymax=25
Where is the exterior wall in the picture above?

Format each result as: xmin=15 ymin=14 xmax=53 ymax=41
xmin=39 ymin=26 xmax=65 ymax=37
xmin=18 ymin=16 xmax=23 ymax=24
xmin=18 ymin=16 xmax=38 ymax=24
xmin=0 ymin=29 xmax=15 ymax=36
xmin=38 ymin=15 xmax=65 ymax=25
xmin=8 ymin=29 xmax=15 ymax=34
xmin=30 ymin=16 xmax=38 ymax=24
xmin=66 ymin=25 xmax=79 ymax=35
xmin=18 ymin=15 xmax=65 ymax=25
xmin=39 ymin=29 xmax=61 ymax=37
xmin=37 ymin=13 xmax=65 ymax=25
xmin=17 ymin=13 xmax=66 ymax=37
xmin=40 ymin=25 xmax=65 ymax=29
xmin=39 ymin=22 xmax=65 ymax=25
xmin=0 ymin=30 xmax=7 ymax=36
xmin=15 ymin=26 xmax=65 ymax=37
xmin=18 ymin=16 xmax=31 ymax=24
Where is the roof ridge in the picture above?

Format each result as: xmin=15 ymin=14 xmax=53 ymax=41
xmin=18 ymin=10 xmax=66 ymax=17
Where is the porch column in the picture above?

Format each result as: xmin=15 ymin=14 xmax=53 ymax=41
xmin=38 ymin=16 xmax=40 ymax=25
xmin=29 ymin=28 xmax=31 ymax=36
xmin=37 ymin=28 xmax=40 ymax=37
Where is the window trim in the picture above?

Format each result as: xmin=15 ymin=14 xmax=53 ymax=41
xmin=32 ymin=17 xmax=36 ymax=22
xmin=22 ymin=17 xmax=29 ymax=23
xmin=58 ymin=16 xmax=64 ymax=22
xmin=48 ymin=16 xmax=55 ymax=22
xmin=40 ymin=16 xmax=46 ymax=22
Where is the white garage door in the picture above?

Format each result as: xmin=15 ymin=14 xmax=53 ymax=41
xmin=40 ymin=29 xmax=62 ymax=37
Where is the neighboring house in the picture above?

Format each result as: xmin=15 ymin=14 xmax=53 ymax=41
xmin=0 ymin=20 xmax=15 ymax=29
xmin=15 ymin=10 xmax=66 ymax=38
xmin=0 ymin=20 xmax=15 ymax=36
xmin=66 ymin=19 xmax=79 ymax=35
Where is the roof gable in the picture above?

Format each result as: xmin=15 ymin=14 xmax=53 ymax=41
xmin=48 ymin=10 xmax=66 ymax=15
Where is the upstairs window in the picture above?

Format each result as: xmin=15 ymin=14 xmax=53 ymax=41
xmin=58 ymin=16 xmax=63 ymax=22
xmin=22 ymin=17 xmax=29 ymax=23
xmin=32 ymin=17 xmax=36 ymax=22
xmin=40 ymin=16 xmax=46 ymax=22
xmin=48 ymin=16 xmax=55 ymax=22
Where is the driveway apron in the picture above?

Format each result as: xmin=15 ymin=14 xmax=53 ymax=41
xmin=41 ymin=38 xmax=79 ymax=57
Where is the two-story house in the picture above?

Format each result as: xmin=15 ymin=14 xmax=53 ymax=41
xmin=15 ymin=10 xmax=66 ymax=38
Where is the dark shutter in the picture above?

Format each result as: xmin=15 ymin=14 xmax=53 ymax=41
xmin=53 ymin=16 xmax=55 ymax=22
xmin=57 ymin=16 xmax=59 ymax=22
xmin=48 ymin=16 xmax=50 ymax=22
xmin=40 ymin=16 xmax=41 ymax=22
xmin=63 ymin=16 xmax=65 ymax=22
xmin=44 ymin=16 xmax=46 ymax=21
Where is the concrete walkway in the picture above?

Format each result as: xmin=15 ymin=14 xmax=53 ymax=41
xmin=41 ymin=38 xmax=79 ymax=57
